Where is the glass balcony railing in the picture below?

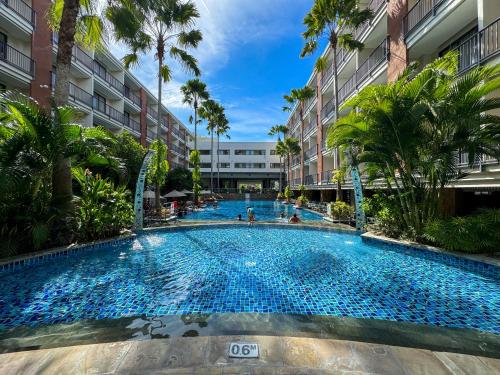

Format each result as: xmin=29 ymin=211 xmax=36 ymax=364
xmin=0 ymin=40 xmax=35 ymax=76
xmin=69 ymin=82 xmax=93 ymax=107
xmin=0 ymin=0 xmax=36 ymax=25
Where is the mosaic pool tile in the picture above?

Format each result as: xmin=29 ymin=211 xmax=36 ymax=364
xmin=0 ymin=226 xmax=498 ymax=334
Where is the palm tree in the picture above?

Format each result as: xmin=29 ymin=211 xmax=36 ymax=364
xmin=328 ymin=53 xmax=500 ymax=238
xmin=48 ymin=0 xmax=106 ymax=210
xmin=284 ymin=87 xmax=315 ymax=185
xmin=181 ymin=79 xmax=210 ymax=152
xmin=279 ymin=137 xmax=301 ymax=188
xmin=107 ymin=0 xmax=202 ymax=211
xmin=216 ymin=115 xmax=230 ymax=191
xmin=301 ymin=0 xmax=374 ymax=200
xmin=268 ymin=125 xmax=288 ymax=192
xmin=198 ymin=100 xmax=224 ymax=193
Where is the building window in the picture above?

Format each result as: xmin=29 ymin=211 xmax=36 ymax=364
xmin=93 ymin=93 xmax=106 ymax=112
xmin=234 ymin=150 xmax=266 ymax=155
xmin=200 ymin=163 xmax=212 ymax=168
xmin=217 ymin=163 xmax=230 ymax=168
xmin=199 ymin=149 xmax=211 ymax=155
xmin=0 ymin=33 xmax=6 ymax=60
xmin=218 ymin=149 xmax=230 ymax=155
xmin=94 ymin=60 xmax=106 ymax=79
xmin=234 ymin=163 xmax=266 ymax=169
xmin=270 ymin=163 xmax=281 ymax=169
xmin=270 ymin=150 xmax=277 ymax=155
xmin=124 ymin=111 xmax=130 ymax=125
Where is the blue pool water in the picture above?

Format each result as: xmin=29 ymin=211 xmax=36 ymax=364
xmin=0 ymin=225 xmax=498 ymax=334
xmin=182 ymin=200 xmax=323 ymax=221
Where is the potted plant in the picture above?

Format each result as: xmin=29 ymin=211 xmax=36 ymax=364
xmin=296 ymin=185 xmax=307 ymax=207
xmin=330 ymin=201 xmax=354 ymax=222
xmin=284 ymin=186 xmax=292 ymax=203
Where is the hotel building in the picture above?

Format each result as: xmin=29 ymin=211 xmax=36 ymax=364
xmin=196 ymin=140 xmax=284 ymax=191
xmin=286 ymin=0 xmax=500 ymax=214
xmin=0 ymin=0 xmax=191 ymax=169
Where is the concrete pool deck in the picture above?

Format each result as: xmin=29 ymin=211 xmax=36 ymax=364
xmin=1 ymin=335 xmax=499 ymax=374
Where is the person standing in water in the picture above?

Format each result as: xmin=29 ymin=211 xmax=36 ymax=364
xmin=247 ymin=206 xmax=255 ymax=225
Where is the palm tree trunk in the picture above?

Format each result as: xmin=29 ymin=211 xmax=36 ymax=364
xmin=217 ymin=133 xmax=220 ymax=191
xmin=155 ymin=40 xmax=163 ymax=213
xmin=194 ymin=101 xmax=198 ymax=152
xmin=278 ymin=155 xmax=282 ymax=193
xmin=52 ymin=0 xmax=79 ymax=211
xmin=210 ymin=129 xmax=214 ymax=192
xmin=331 ymin=42 xmax=343 ymax=202
xmin=299 ymin=108 xmax=305 ymax=185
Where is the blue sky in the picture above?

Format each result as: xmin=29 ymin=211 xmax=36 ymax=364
xmin=111 ymin=0 xmax=323 ymax=142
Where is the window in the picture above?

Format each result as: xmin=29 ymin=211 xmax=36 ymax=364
xmin=234 ymin=150 xmax=266 ymax=155
xmin=93 ymin=93 xmax=106 ymax=113
xmin=270 ymin=150 xmax=277 ymax=155
xmin=270 ymin=163 xmax=281 ymax=169
xmin=93 ymin=60 xmax=106 ymax=79
xmin=124 ymin=85 xmax=130 ymax=97
xmin=0 ymin=32 xmax=7 ymax=60
xmin=199 ymin=150 xmax=211 ymax=155
xmin=200 ymin=163 xmax=212 ymax=168
xmin=124 ymin=111 xmax=130 ymax=125
xmin=234 ymin=163 xmax=266 ymax=169
xmin=218 ymin=149 xmax=230 ymax=155
xmin=217 ymin=163 xmax=230 ymax=168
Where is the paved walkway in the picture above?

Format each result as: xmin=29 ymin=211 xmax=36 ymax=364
xmin=0 ymin=336 xmax=498 ymax=374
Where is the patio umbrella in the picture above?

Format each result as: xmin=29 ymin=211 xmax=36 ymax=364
xmin=200 ymin=190 xmax=212 ymax=195
xmin=163 ymin=190 xmax=187 ymax=199
xmin=143 ymin=190 xmax=155 ymax=199
xmin=181 ymin=189 xmax=193 ymax=194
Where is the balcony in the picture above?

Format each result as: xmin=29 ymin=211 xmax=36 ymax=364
xmin=321 ymin=170 xmax=334 ymax=184
xmin=338 ymin=37 xmax=390 ymax=105
xmin=0 ymin=40 xmax=34 ymax=77
xmin=454 ymin=18 xmax=500 ymax=74
xmin=304 ymin=117 xmax=318 ymax=137
xmin=291 ymin=157 xmax=300 ymax=168
xmin=93 ymin=99 xmax=124 ymax=126
xmin=147 ymin=106 xmax=159 ymax=121
xmin=93 ymin=63 xmax=124 ymax=94
xmin=124 ymin=88 xmax=141 ymax=108
xmin=403 ymin=0 xmax=449 ymax=37
xmin=321 ymin=97 xmax=335 ymax=122
xmin=305 ymin=145 xmax=318 ymax=161
xmin=291 ymin=178 xmax=301 ymax=187
xmin=124 ymin=118 xmax=141 ymax=133
xmin=172 ymin=144 xmax=185 ymax=156
xmin=52 ymin=34 xmax=93 ymax=73
xmin=69 ymin=83 xmax=93 ymax=108
xmin=0 ymin=0 xmax=35 ymax=26
xmin=354 ymin=0 xmax=387 ymax=40
xmin=304 ymin=174 xmax=318 ymax=185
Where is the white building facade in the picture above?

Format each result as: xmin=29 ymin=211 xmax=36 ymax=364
xmin=194 ymin=140 xmax=284 ymax=191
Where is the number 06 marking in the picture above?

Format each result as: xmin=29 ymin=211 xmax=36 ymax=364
xmin=228 ymin=343 xmax=259 ymax=358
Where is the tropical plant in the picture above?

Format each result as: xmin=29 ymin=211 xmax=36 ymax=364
xmin=146 ymin=139 xmax=169 ymax=212
xmin=361 ymin=193 xmax=404 ymax=237
xmin=268 ymin=124 xmax=288 ymax=192
xmin=110 ymin=132 xmax=147 ymax=192
xmin=73 ymin=168 xmax=134 ymax=241
xmin=301 ymin=0 xmax=374 ymax=200
xmin=283 ymin=185 xmax=292 ymax=203
xmin=328 ymin=53 xmax=500 ymax=239
xmin=283 ymin=86 xmax=315 ymax=185
xmin=278 ymin=137 xmax=301 ymax=187
xmin=423 ymin=209 xmax=500 ymax=254
xmin=166 ymin=166 xmax=193 ymax=192
xmin=181 ymin=79 xmax=209 ymax=151
xmin=189 ymin=150 xmax=202 ymax=202
xmin=48 ymin=0 xmax=107 ymax=210
xmin=215 ymin=114 xmax=230 ymax=190
xmin=107 ymin=0 xmax=202 ymax=207
xmin=330 ymin=201 xmax=354 ymax=221
xmin=198 ymin=100 xmax=225 ymax=192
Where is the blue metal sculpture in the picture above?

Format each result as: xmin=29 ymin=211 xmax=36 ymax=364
xmin=133 ymin=150 xmax=156 ymax=231
xmin=345 ymin=148 xmax=365 ymax=230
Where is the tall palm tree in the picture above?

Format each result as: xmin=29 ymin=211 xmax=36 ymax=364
xmin=107 ymin=0 xmax=202 ymax=210
xmin=328 ymin=53 xmax=500 ymax=237
xmin=284 ymin=86 xmax=315 ymax=185
xmin=48 ymin=0 xmax=106 ymax=210
xmin=301 ymin=0 xmax=374 ymax=200
xmin=279 ymin=137 xmax=301 ymax=188
xmin=216 ymin=115 xmax=230 ymax=191
xmin=198 ymin=100 xmax=224 ymax=193
xmin=268 ymin=124 xmax=288 ymax=192
xmin=181 ymin=79 xmax=209 ymax=152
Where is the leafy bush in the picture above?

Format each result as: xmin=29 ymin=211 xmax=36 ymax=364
xmin=73 ymin=168 xmax=134 ymax=241
xmin=424 ymin=209 xmax=500 ymax=254
xmin=297 ymin=195 xmax=308 ymax=205
xmin=330 ymin=201 xmax=353 ymax=220
xmin=284 ymin=186 xmax=292 ymax=201
xmin=362 ymin=193 xmax=407 ymax=238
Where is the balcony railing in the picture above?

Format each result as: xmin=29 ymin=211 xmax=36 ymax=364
xmin=304 ymin=174 xmax=318 ymax=185
xmin=354 ymin=0 xmax=386 ymax=39
xmin=304 ymin=117 xmax=318 ymax=136
xmin=147 ymin=106 xmax=158 ymax=120
xmin=454 ymin=18 xmax=500 ymax=73
xmin=93 ymin=63 xmax=124 ymax=93
xmin=321 ymin=170 xmax=334 ymax=184
xmin=291 ymin=157 xmax=300 ymax=167
xmin=403 ymin=0 xmax=448 ymax=37
xmin=338 ymin=37 xmax=390 ymax=105
xmin=305 ymin=145 xmax=318 ymax=160
xmin=69 ymin=83 xmax=93 ymax=107
xmin=172 ymin=144 xmax=185 ymax=155
xmin=292 ymin=178 xmax=301 ymax=186
xmin=124 ymin=118 xmax=141 ymax=133
xmin=321 ymin=97 xmax=335 ymax=121
xmin=147 ymin=130 xmax=156 ymax=140
xmin=0 ymin=0 xmax=36 ymax=25
xmin=52 ymin=33 xmax=94 ymax=72
xmin=124 ymin=89 xmax=141 ymax=107
xmin=93 ymin=98 xmax=124 ymax=124
xmin=321 ymin=62 xmax=335 ymax=87
xmin=0 ymin=40 xmax=35 ymax=76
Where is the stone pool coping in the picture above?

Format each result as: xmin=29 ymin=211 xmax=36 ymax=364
xmin=361 ymin=232 xmax=500 ymax=268
xmin=0 ymin=335 xmax=498 ymax=375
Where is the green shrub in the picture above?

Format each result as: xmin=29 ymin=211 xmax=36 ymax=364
xmin=423 ymin=209 xmax=500 ymax=254
xmin=297 ymin=195 xmax=308 ymax=205
xmin=73 ymin=168 xmax=134 ymax=241
xmin=330 ymin=201 xmax=353 ymax=220
xmin=284 ymin=186 xmax=292 ymax=201
xmin=362 ymin=193 xmax=407 ymax=238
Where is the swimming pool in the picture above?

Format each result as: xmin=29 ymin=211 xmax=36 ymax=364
xmin=182 ymin=200 xmax=324 ymax=221
xmin=0 ymin=225 xmax=498 ymax=337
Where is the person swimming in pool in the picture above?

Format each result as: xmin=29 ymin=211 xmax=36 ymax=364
xmin=289 ymin=213 xmax=300 ymax=224
xmin=247 ymin=207 xmax=255 ymax=225
xmin=237 ymin=214 xmax=243 ymax=221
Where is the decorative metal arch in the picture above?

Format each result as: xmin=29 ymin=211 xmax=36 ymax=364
xmin=351 ymin=167 xmax=365 ymax=230
xmin=133 ymin=150 xmax=156 ymax=232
